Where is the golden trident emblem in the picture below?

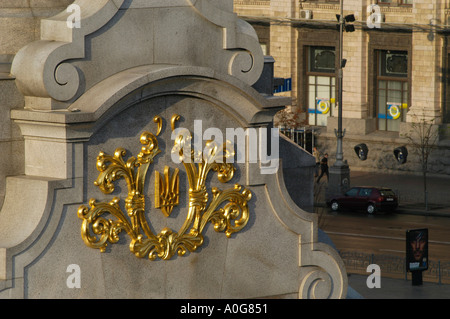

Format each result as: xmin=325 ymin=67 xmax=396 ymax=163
xmin=77 ymin=115 xmax=252 ymax=260
xmin=154 ymin=166 xmax=179 ymax=217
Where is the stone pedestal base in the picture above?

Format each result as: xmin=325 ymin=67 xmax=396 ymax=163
xmin=326 ymin=164 xmax=351 ymax=201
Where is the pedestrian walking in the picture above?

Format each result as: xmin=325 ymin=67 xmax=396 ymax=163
xmin=312 ymin=146 xmax=320 ymax=177
xmin=317 ymin=153 xmax=329 ymax=183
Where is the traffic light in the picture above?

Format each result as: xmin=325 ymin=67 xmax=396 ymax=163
xmin=394 ymin=146 xmax=408 ymax=164
xmin=354 ymin=143 xmax=368 ymax=161
xmin=336 ymin=14 xmax=356 ymax=33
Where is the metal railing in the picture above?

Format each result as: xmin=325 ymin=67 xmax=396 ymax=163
xmin=340 ymin=251 xmax=450 ymax=285
xmin=278 ymin=127 xmax=316 ymax=153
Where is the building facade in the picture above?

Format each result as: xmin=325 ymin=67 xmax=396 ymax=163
xmin=235 ymin=0 xmax=450 ymax=175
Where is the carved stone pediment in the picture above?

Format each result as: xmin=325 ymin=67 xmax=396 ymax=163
xmin=2 ymin=0 xmax=348 ymax=299
xmin=11 ymin=0 xmax=263 ymax=110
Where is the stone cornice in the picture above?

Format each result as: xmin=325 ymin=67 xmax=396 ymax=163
xmin=299 ymin=3 xmax=339 ymax=11
xmin=299 ymin=2 xmax=412 ymax=14
xmin=380 ymin=6 xmax=413 ymax=14
xmin=234 ymin=0 xmax=269 ymax=6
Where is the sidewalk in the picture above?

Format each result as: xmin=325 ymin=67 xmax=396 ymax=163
xmin=320 ymin=229 xmax=450 ymax=299
xmin=319 ymin=229 xmax=450 ymax=299
xmin=347 ymin=274 xmax=450 ymax=299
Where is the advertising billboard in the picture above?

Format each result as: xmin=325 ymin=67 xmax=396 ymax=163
xmin=406 ymin=228 xmax=428 ymax=272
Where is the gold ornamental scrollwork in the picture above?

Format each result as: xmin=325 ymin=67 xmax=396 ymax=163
xmin=77 ymin=114 xmax=252 ymax=260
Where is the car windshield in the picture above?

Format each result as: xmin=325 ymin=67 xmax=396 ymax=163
xmin=380 ymin=189 xmax=395 ymax=196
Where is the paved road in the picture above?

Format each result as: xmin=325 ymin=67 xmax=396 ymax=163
xmin=321 ymin=211 xmax=450 ymax=262
xmin=316 ymin=169 xmax=450 ymax=298
xmin=350 ymin=169 xmax=450 ymax=208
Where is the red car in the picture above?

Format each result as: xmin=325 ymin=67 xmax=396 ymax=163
xmin=328 ymin=186 xmax=398 ymax=214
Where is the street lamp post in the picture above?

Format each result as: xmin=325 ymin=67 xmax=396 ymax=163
xmin=336 ymin=0 xmax=345 ymax=167
xmin=327 ymin=0 xmax=351 ymax=199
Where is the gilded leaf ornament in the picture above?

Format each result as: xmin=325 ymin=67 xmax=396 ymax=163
xmin=77 ymin=115 xmax=252 ymax=260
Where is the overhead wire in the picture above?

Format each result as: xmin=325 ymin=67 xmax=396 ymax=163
xmin=238 ymin=14 xmax=450 ymax=33
xmin=238 ymin=14 xmax=449 ymax=106
xmin=237 ymin=13 xmax=450 ymax=118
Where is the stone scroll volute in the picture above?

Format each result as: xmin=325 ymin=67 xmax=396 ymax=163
xmin=11 ymin=0 xmax=264 ymax=111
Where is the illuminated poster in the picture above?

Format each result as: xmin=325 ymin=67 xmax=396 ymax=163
xmin=406 ymin=228 xmax=428 ymax=272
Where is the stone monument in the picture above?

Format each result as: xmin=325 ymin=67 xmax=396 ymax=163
xmin=0 ymin=0 xmax=347 ymax=299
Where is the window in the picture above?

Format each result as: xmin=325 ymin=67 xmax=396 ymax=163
xmin=376 ymin=50 xmax=409 ymax=131
xmin=380 ymin=189 xmax=395 ymax=196
xmin=345 ymin=188 xmax=359 ymax=197
xmin=307 ymin=46 xmax=336 ymax=126
xmin=359 ymin=188 xmax=373 ymax=197
xmin=260 ymin=43 xmax=268 ymax=55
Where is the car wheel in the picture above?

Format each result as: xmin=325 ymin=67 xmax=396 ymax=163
xmin=367 ymin=203 xmax=376 ymax=214
xmin=331 ymin=200 xmax=339 ymax=211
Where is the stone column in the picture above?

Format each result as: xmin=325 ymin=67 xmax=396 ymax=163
xmin=408 ymin=0 xmax=442 ymax=124
xmin=327 ymin=0 xmax=374 ymax=135
xmin=0 ymin=0 xmax=73 ymax=205
xmin=341 ymin=0 xmax=366 ymax=118
xmin=270 ymin=0 xmax=296 ymax=106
